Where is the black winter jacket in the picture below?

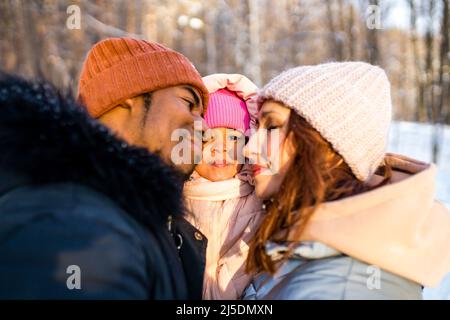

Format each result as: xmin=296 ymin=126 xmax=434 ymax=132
xmin=0 ymin=74 xmax=206 ymax=299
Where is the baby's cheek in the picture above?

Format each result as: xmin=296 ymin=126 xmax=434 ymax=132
xmin=228 ymin=143 xmax=245 ymax=162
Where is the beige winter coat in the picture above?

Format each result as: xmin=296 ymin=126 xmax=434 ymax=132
xmin=283 ymin=153 xmax=450 ymax=287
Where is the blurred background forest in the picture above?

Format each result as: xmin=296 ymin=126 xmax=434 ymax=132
xmin=0 ymin=0 xmax=449 ymax=298
xmin=1 ymin=0 xmax=449 ymax=160
xmin=0 ymin=1 xmax=449 ymax=183
xmin=0 ymin=0 xmax=448 ymax=126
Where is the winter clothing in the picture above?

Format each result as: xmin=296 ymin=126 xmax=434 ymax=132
xmin=204 ymin=89 xmax=250 ymax=134
xmin=244 ymin=255 xmax=423 ymax=300
xmin=257 ymin=62 xmax=391 ymax=181
xmin=168 ymin=215 xmax=208 ymax=299
xmin=78 ymin=38 xmax=209 ymax=118
xmin=243 ymin=154 xmax=450 ymax=299
xmin=203 ymin=73 xmax=259 ymax=131
xmin=185 ymin=169 xmax=263 ymax=300
xmin=243 ymin=62 xmax=450 ymax=300
xmin=0 ymin=74 xmax=206 ymax=299
xmin=279 ymin=154 xmax=450 ymax=288
xmin=184 ymin=74 xmax=263 ymax=300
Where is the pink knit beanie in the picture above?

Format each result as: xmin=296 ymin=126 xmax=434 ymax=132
xmin=204 ymin=89 xmax=250 ymax=133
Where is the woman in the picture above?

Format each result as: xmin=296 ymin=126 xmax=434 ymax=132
xmin=242 ymin=62 xmax=450 ymax=299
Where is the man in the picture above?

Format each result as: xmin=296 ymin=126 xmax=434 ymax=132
xmin=78 ymin=38 xmax=209 ymax=180
xmin=78 ymin=38 xmax=211 ymax=299
xmin=0 ymin=38 xmax=208 ymax=299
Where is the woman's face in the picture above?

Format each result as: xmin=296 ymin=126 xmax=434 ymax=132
xmin=244 ymin=100 xmax=295 ymax=200
xmin=195 ymin=127 xmax=245 ymax=181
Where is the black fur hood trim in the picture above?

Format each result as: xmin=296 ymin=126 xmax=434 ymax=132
xmin=0 ymin=73 xmax=184 ymax=231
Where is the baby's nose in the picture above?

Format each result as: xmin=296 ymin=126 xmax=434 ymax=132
xmin=211 ymin=140 xmax=228 ymax=155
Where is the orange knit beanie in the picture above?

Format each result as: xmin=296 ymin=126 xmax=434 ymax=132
xmin=78 ymin=38 xmax=209 ymax=118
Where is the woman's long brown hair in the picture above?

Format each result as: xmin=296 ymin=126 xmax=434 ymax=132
xmin=246 ymin=112 xmax=392 ymax=274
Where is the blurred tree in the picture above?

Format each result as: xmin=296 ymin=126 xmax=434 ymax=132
xmin=0 ymin=0 xmax=448 ymax=130
xmin=365 ymin=0 xmax=380 ymax=64
xmin=408 ymin=0 xmax=426 ymax=122
xmin=431 ymin=0 xmax=449 ymax=162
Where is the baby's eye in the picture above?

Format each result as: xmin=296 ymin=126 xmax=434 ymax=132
xmin=228 ymin=135 xmax=239 ymax=142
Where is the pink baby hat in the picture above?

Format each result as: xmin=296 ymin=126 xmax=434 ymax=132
xmin=204 ymin=89 xmax=250 ymax=134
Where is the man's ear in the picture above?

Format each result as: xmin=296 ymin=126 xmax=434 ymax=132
xmin=98 ymin=100 xmax=133 ymax=130
xmin=121 ymin=98 xmax=134 ymax=110
xmin=123 ymin=97 xmax=149 ymax=118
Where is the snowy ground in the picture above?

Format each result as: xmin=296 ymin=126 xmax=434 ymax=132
xmin=388 ymin=121 xmax=449 ymax=300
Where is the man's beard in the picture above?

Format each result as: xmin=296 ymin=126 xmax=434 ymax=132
xmin=171 ymin=163 xmax=196 ymax=182
xmin=153 ymin=148 xmax=195 ymax=183
xmin=134 ymin=132 xmax=195 ymax=182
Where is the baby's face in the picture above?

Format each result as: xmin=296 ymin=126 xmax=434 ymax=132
xmin=195 ymin=127 xmax=245 ymax=181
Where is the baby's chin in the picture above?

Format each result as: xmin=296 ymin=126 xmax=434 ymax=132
xmin=195 ymin=163 xmax=241 ymax=182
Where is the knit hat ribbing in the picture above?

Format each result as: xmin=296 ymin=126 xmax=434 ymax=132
xmin=258 ymin=61 xmax=392 ymax=181
xmin=78 ymin=38 xmax=209 ymax=118
xmin=204 ymin=89 xmax=250 ymax=133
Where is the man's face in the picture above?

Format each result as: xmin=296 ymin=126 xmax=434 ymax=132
xmin=143 ymin=86 xmax=207 ymax=179
xmin=99 ymin=85 xmax=206 ymax=180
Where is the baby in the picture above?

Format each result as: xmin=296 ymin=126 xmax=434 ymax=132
xmin=184 ymin=74 xmax=264 ymax=300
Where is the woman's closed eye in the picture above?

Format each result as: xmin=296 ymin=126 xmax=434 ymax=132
xmin=256 ymin=116 xmax=282 ymax=131
xmin=266 ymin=120 xmax=281 ymax=131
